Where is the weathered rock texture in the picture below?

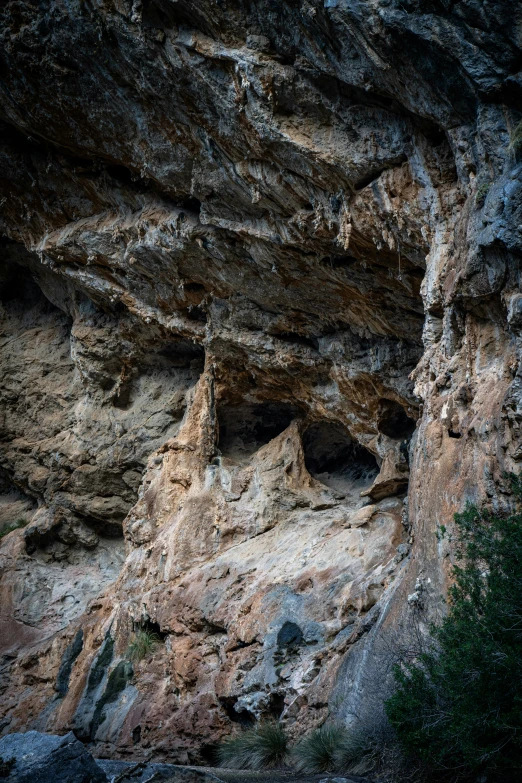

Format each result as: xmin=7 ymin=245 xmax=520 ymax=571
xmin=0 ymin=0 xmax=521 ymax=764
xmin=0 ymin=730 xmax=108 ymax=782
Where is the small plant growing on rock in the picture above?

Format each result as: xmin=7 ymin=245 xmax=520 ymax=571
xmin=0 ymin=517 xmax=28 ymax=540
xmin=510 ymin=120 xmax=522 ymax=157
xmin=217 ymin=721 xmax=288 ymax=770
xmin=126 ymin=628 xmax=160 ymax=662
xmin=474 ymin=181 xmax=490 ymax=208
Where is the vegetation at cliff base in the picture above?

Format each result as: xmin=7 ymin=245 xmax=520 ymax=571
xmin=217 ymin=721 xmax=288 ymax=770
xmin=386 ymin=475 xmax=522 ymax=779
xmin=216 ymin=720 xmax=377 ymax=775
xmin=291 ymin=724 xmax=344 ymax=773
xmin=291 ymin=723 xmax=373 ymax=774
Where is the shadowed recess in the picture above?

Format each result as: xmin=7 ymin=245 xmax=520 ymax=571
xmin=218 ymin=401 xmax=298 ymax=461
xmin=377 ymin=399 xmax=416 ymax=440
xmin=303 ymin=421 xmax=379 ymax=495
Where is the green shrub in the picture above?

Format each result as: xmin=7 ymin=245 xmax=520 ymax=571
xmin=0 ymin=517 xmax=28 ymax=539
xmin=292 ymin=724 xmax=353 ymax=773
xmin=126 ymin=628 xmax=160 ymax=662
xmin=386 ymin=474 xmax=522 ymax=778
xmin=217 ymin=721 xmax=288 ymax=770
xmin=334 ymin=726 xmax=378 ymax=773
xmin=475 ymin=181 xmax=490 ymax=208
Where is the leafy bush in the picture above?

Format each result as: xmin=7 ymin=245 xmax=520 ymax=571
xmin=386 ymin=475 xmax=522 ymax=778
xmin=217 ymin=721 xmax=288 ymax=770
xmin=126 ymin=628 xmax=160 ymax=662
xmin=0 ymin=517 xmax=28 ymax=539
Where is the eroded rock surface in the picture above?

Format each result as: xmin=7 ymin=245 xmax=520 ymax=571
xmin=0 ymin=730 xmax=108 ymax=783
xmin=0 ymin=0 xmax=521 ymax=765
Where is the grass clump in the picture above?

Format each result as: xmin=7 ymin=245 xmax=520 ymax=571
xmin=126 ymin=628 xmax=160 ymax=662
xmin=509 ymin=120 xmax=522 ymax=156
xmin=0 ymin=517 xmax=28 ymax=539
xmin=217 ymin=721 xmax=288 ymax=770
xmin=292 ymin=724 xmax=355 ymax=773
xmin=386 ymin=473 xmax=522 ymax=778
xmin=334 ymin=727 xmax=378 ymax=774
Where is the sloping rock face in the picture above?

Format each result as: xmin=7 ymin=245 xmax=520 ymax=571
xmin=0 ymin=730 xmax=108 ymax=782
xmin=0 ymin=0 xmax=521 ymax=763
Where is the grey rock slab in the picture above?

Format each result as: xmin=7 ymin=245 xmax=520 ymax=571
xmin=97 ymin=759 xmax=224 ymax=782
xmin=96 ymin=762 xmax=370 ymax=783
xmin=0 ymin=730 xmax=108 ymax=783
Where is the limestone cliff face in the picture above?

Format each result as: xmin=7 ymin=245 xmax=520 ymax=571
xmin=0 ymin=0 xmax=521 ymax=763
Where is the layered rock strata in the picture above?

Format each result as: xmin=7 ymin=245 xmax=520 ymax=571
xmin=0 ymin=0 xmax=521 ymax=764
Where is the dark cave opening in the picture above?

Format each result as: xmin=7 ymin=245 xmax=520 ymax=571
xmin=133 ymin=618 xmax=168 ymax=642
xmin=270 ymin=331 xmax=319 ymax=350
xmin=0 ymin=261 xmax=37 ymax=304
xmin=377 ymin=398 xmax=416 ymax=440
xmin=448 ymin=429 xmax=462 ymax=439
xmin=199 ymin=742 xmax=220 ymax=765
xmin=267 ymin=691 xmax=286 ymax=719
xmin=217 ymin=401 xmax=298 ymax=461
xmin=0 ymin=253 xmax=62 ymax=317
xmin=277 ymin=621 xmax=303 ymax=649
xmin=83 ymin=513 xmax=125 ymax=539
xmin=220 ymin=697 xmax=256 ymax=727
xmin=178 ymin=195 xmax=202 ymax=215
xmin=303 ymin=420 xmax=379 ymax=496
xmin=112 ymin=383 xmax=133 ymax=410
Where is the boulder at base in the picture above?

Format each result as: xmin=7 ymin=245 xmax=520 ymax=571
xmin=0 ymin=731 xmax=107 ymax=783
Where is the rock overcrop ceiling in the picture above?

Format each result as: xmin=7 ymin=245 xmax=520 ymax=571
xmin=0 ymin=0 xmax=521 ymax=763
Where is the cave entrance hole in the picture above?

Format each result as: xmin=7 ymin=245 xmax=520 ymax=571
xmin=217 ymin=401 xmax=298 ymax=462
xmin=133 ymin=618 xmax=167 ymax=642
xmin=303 ymin=421 xmax=378 ymax=496
xmin=220 ymin=697 xmax=256 ymax=727
xmin=377 ymin=399 xmax=416 ymax=440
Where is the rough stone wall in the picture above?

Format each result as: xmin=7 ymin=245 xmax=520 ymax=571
xmin=0 ymin=0 xmax=521 ymax=764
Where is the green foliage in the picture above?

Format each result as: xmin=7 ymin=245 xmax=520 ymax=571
xmin=217 ymin=721 xmax=288 ymax=770
xmin=334 ymin=726 xmax=377 ymax=773
xmin=510 ymin=120 xmax=522 ymax=156
xmin=474 ymin=181 xmax=490 ymax=208
xmin=0 ymin=517 xmax=28 ymax=539
xmin=386 ymin=475 xmax=522 ymax=778
xmin=291 ymin=724 xmax=370 ymax=773
xmin=292 ymin=724 xmax=341 ymax=772
xmin=126 ymin=628 xmax=160 ymax=662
